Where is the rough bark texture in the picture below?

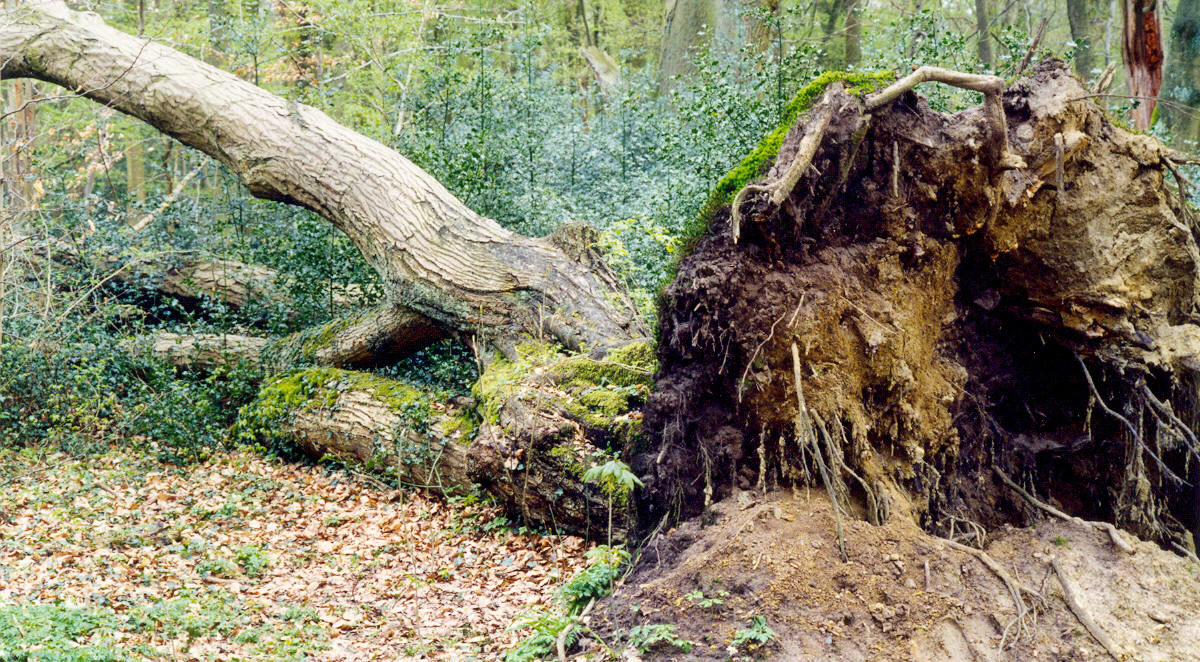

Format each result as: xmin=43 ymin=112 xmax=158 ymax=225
xmin=0 ymin=1 xmax=643 ymax=355
xmin=643 ymin=61 xmax=1200 ymax=552
xmin=1067 ymin=0 xmax=1108 ymax=78
xmin=1122 ymin=0 xmax=1164 ymax=129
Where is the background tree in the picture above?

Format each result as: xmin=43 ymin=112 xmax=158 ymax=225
xmin=1163 ymin=0 xmax=1200 ymax=146
xmin=1122 ymin=0 xmax=1164 ymax=128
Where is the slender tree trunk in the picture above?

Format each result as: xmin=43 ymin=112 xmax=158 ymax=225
xmin=1163 ymin=0 xmax=1200 ymax=146
xmin=125 ymin=142 xmax=146 ymax=207
xmin=975 ymin=0 xmax=993 ymax=68
xmin=1122 ymin=0 xmax=1164 ymax=129
xmin=0 ymin=1 xmax=643 ymax=356
xmin=844 ymin=0 xmax=861 ymax=68
xmin=1067 ymin=0 xmax=1106 ymax=78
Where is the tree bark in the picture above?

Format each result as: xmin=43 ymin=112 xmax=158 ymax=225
xmin=1067 ymin=0 xmax=1107 ymax=78
xmin=1121 ymin=0 xmax=1164 ymax=129
xmin=0 ymin=1 xmax=643 ymax=356
xmin=974 ymin=0 xmax=993 ymax=68
xmin=843 ymin=0 xmax=861 ymax=68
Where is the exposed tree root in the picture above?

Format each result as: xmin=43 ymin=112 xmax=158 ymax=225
xmin=994 ymin=468 xmax=1134 ymax=554
xmin=940 ymin=537 xmax=1035 ymax=649
xmin=1052 ymin=557 xmax=1125 ymax=660
xmin=792 ymin=342 xmax=848 ymax=561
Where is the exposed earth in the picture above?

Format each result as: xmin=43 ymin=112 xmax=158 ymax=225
xmin=593 ymin=489 xmax=1200 ymax=662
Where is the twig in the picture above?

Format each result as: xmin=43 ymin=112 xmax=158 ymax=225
xmin=1014 ymin=14 xmax=1049 ymax=76
xmin=1052 ymin=557 xmax=1124 ymax=660
xmin=994 ymin=468 xmax=1133 ymax=554
xmin=129 ymin=167 xmax=201 ymax=232
xmin=738 ymin=310 xmax=787 ymax=404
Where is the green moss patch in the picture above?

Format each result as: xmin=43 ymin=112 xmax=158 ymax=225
xmin=233 ymin=367 xmax=465 ymax=450
xmin=674 ymin=71 xmax=893 ymax=261
xmin=475 ymin=340 xmax=655 ymax=443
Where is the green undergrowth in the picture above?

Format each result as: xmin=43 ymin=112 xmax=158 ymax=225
xmin=0 ymin=593 xmax=328 ymax=662
xmin=672 ymin=70 xmax=894 ymax=268
xmin=505 ymin=546 xmax=630 ymax=662
xmin=474 ymin=340 xmax=655 ymax=441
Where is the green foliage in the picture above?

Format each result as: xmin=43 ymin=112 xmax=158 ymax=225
xmin=0 ymin=603 xmax=127 ymax=662
xmin=731 ymin=615 xmax=776 ymax=652
xmin=506 ymin=545 xmax=630 ymax=660
xmin=556 ymin=545 xmax=630 ymax=614
xmin=582 ymin=458 xmax=643 ymax=506
xmin=195 ymin=558 xmax=240 ymax=579
xmin=684 ymin=588 xmax=729 ymax=609
xmin=235 ymin=544 xmax=272 ymax=577
xmin=503 ymin=609 xmax=579 ymax=662
xmin=625 ymin=623 xmax=694 ymax=654
xmin=0 ymin=338 xmax=260 ymax=462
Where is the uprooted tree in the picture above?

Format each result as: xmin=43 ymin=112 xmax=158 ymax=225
xmin=6 ymin=1 xmax=1200 ymax=554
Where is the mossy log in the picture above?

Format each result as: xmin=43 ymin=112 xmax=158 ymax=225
xmin=233 ymin=341 xmax=654 ymax=540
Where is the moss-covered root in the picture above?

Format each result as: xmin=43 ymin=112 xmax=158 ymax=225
xmin=264 ymin=305 xmax=445 ymax=370
xmin=474 ymin=340 xmax=654 ymax=441
xmin=468 ymin=339 xmax=656 ymax=540
xmin=233 ymin=367 xmax=476 ymax=492
xmin=675 ymin=70 xmax=894 ymax=258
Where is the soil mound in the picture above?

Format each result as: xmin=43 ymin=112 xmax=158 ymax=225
xmin=595 ymin=490 xmax=1200 ymax=661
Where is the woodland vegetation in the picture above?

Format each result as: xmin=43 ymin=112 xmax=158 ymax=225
xmin=4 ymin=0 xmax=1200 ymax=660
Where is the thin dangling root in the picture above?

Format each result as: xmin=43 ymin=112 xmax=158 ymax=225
xmin=792 ymin=342 xmax=848 ymax=562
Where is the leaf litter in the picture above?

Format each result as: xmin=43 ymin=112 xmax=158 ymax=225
xmin=0 ymin=447 xmax=591 ymax=660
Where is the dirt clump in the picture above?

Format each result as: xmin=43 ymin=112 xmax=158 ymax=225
xmin=593 ymin=489 xmax=1200 ymax=661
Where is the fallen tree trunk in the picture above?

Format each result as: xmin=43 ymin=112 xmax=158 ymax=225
xmin=643 ymin=61 xmax=1200 ymax=552
xmin=232 ymin=341 xmax=653 ymax=539
xmin=0 ymin=1 xmax=643 ymax=355
xmin=0 ymin=1 xmax=647 ymax=539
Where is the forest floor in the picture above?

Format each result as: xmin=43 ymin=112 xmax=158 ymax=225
xmin=6 ymin=446 xmax=1200 ymax=662
xmin=0 ymin=447 xmax=591 ymax=661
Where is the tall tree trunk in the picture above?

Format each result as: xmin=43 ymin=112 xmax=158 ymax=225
xmin=1122 ymin=0 xmax=1164 ymax=129
xmin=843 ymin=0 xmax=861 ymax=68
xmin=1067 ymin=0 xmax=1106 ymax=78
xmin=658 ymin=0 xmax=743 ymax=90
xmin=975 ymin=0 xmax=993 ymax=68
xmin=1163 ymin=0 xmax=1200 ymax=146
xmin=0 ymin=1 xmax=643 ymax=356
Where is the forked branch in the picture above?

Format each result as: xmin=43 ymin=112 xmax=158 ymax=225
xmin=866 ymin=66 xmax=1024 ymax=170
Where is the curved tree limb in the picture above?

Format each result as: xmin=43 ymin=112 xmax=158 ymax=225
xmin=0 ymin=1 xmax=643 ymax=354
